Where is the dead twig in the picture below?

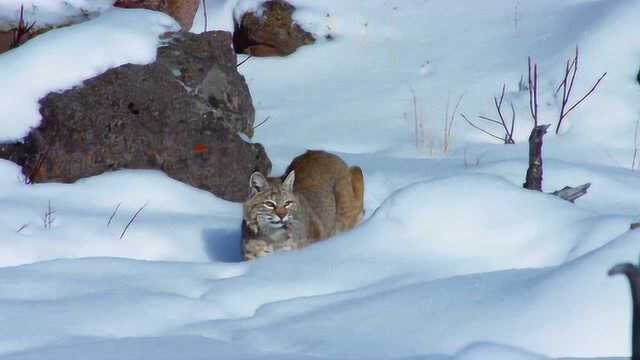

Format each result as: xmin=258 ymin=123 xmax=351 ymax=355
xmin=461 ymin=114 xmax=505 ymax=143
xmin=237 ymin=55 xmax=253 ymax=68
xmin=253 ymin=115 xmax=271 ymax=130
xmin=107 ymin=202 xmax=122 ymax=227
xmin=120 ymin=202 xmax=148 ymax=240
xmin=528 ymin=56 xmax=539 ymax=127
xmin=25 ymin=146 xmax=50 ymax=184
xmin=443 ymin=94 xmax=463 ymax=154
xmin=16 ymin=223 xmax=29 ymax=233
xmin=411 ymin=88 xmax=425 ymax=152
xmin=42 ymin=200 xmax=56 ymax=230
xmin=462 ymin=84 xmax=515 ymax=144
xmin=10 ymin=5 xmax=36 ymax=49
xmin=554 ymin=47 xmax=607 ymax=134
xmin=633 ymin=119 xmax=639 ymax=171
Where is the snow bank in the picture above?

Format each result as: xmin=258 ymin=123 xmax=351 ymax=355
xmin=0 ymin=161 xmax=242 ymax=267
xmin=0 ymin=219 xmax=635 ymax=358
xmin=188 ymin=231 xmax=638 ymax=359
xmin=0 ymin=337 xmax=558 ymax=360
xmin=453 ymin=343 xmax=550 ymax=360
xmin=314 ymin=174 xmax=627 ymax=276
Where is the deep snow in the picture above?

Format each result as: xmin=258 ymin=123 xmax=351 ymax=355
xmin=0 ymin=0 xmax=639 ymax=359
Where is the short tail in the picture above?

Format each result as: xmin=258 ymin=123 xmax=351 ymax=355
xmin=349 ymin=166 xmax=365 ymax=222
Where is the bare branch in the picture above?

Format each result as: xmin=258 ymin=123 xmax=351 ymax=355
xmin=120 ymin=202 xmax=148 ymax=240
xmin=509 ymin=102 xmax=516 ymax=143
xmin=443 ymin=94 xmax=464 ymax=154
xmin=461 ymin=114 xmax=505 ymax=142
xmin=16 ymin=223 xmax=29 ymax=233
xmin=634 ymin=119 xmax=640 ymax=171
xmin=107 ymin=202 xmax=122 ymax=227
xmin=463 ymin=84 xmax=515 ymax=144
xmin=411 ymin=88 xmax=424 ymax=152
xmin=253 ymin=115 xmax=271 ymax=130
xmin=528 ymin=57 xmax=539 ymax=127
xmin=10 ymin=5 xmax=36 ymax=49
xmin=554 ymin=47 xmax=607 ymax=134
xmin=477 ymin=115 xmax=503 ymax=125
xmin=42 ymin=200 xmax=56 ymax=230
xmin=237 ymin=55 xmax=253 ymax=68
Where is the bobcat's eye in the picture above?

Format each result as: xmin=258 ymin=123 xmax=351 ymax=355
xmin=263 ymin=201 xmax=277 ymax=209
xmin=284 ymin=200 xmax=294 ymax=208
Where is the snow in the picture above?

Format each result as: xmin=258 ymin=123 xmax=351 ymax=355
xmin=191 ymin=0 xmax=238 ymax=34
xmin=0 ymin=0 xmax=639 ymax=359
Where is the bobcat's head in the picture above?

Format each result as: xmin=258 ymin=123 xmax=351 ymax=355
xmin=244 ymin=171 xmax=299 ymax=231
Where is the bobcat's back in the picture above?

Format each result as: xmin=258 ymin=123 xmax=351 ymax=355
xmin=284 ymin=150 xmax=364 ymax=236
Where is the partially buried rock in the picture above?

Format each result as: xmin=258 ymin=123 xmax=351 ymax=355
xmin=114 ymin=0 xmax=200 ymax=30
xmin=0 ymin=31 xmax=271 ymax=202
xmin=234 ymin=0 xmax=315 ymax=57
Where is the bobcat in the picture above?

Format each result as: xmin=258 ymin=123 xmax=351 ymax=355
xmin=242 ymin=150 xmax=364 ymax=260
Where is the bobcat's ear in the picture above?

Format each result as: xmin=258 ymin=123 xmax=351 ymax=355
xmin=249 ymin=172 xmax=270 ymax=196
xmin=282 ymin=170 xmax=295 ymax=192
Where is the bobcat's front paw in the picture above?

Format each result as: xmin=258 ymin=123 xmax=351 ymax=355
xmin=243 ymin=239 xmax=275 ymax=261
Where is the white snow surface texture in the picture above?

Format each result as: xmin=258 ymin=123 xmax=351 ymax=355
xmin=0 ymin=0 xmax=639 ymax=359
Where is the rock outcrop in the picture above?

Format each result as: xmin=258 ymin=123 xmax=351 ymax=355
xmin=0 ymin=31 xmax=271 ymax=202
xmin=233 ymin=0 xmax=315 ymax=57
xmin=114 ymin=0 xmax=200 ymax=30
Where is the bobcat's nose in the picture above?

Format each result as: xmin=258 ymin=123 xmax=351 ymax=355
xmin=274 ymin=207 xmax=288 ymax=220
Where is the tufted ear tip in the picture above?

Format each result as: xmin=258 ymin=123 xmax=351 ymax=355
xmin=282 ymin=170 xmax=295 ymax=192
xmin=250 ymin=172 xmax=269 ymax=195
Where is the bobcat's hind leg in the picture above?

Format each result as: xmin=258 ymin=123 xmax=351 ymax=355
xmin=334 ymin=166 xmax=365 ymax=233
xmin=349 ymin=166 xmax=365 ymax=222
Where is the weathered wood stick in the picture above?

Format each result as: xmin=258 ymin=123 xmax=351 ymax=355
xmin=608 ymin=262 xmax=640 ymax=360
xmin=551 ymin=183 xmax=591 ymax=203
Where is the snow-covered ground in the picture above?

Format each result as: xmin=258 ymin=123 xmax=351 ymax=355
xmin=0 ymin=0 xmax=639 ymax=359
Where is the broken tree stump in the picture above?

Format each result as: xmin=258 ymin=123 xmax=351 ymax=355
xmin=522 ymin=124 xmax=590 ymax=202
xmin=523 ymin=124 xmax=550 ymax=191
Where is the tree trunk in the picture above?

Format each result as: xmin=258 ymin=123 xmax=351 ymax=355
xmin=523 ymin=124 xmax=550 ymax=191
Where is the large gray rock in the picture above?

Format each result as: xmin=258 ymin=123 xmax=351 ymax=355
xmin=0 ymin=31 xmax=271 ymax=202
